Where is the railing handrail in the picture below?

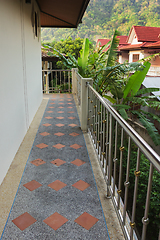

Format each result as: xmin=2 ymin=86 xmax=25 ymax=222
xmin=87 ymin=83 xmax=160 ymax=172
xmin=42 ymin=69 xmax=71 ymax=72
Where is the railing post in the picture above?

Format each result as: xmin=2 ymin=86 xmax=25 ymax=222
xmin=45 ymin=61 xmax=49 ymax=94
xmin=80 ymin=78 xmax=93 ymax=131
xmin=72 ymin=68 xmax=78 ymax=95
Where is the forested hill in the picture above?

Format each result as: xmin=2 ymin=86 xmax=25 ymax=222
xmin=41 ymin=0 xmax=160 ymax=43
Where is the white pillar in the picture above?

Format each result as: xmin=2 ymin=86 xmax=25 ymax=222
xmin=80 ymin=78 xmax=93 ymax=131
xmin=72 ymin=68 xmax=78 ymax=95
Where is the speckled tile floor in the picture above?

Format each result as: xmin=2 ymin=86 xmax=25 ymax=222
xmin=1 ymin=94 xmax=110 ymax=240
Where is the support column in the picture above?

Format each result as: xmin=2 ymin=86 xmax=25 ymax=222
xmin=72 ymin=68 xmax=78 ymax=95
xmin=80 ymin=78 xmax=93 ymax=131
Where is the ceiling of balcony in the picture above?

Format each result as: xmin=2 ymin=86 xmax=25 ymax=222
xmin=37 ymin=0 xmax=90 ymax=28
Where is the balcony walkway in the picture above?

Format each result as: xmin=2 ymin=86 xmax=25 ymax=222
xmin=0 ymin=94 xmax=111 ymax=240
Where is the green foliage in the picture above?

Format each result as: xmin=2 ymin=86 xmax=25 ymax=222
xmin=78 ymin=38 xmax=90 ymax=77
xmin=123 ymin=61 xmax=151 ymax=99
xmin=41 ymin=0 xmax=160 ymax=43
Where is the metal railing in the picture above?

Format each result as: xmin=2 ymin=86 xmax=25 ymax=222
xmin=72 ymin=68 xmax=160 ymax=240
xmin=42 ymin=69 xmax=72 ymax=93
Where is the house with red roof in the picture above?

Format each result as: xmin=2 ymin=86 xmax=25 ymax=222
xmin=119 ymin=26 xmax=160 ymax=76
xmin=96 ymin=39 xmax=110 ymax=52
xmin=96 ymin=36 xmax=128 ymax=53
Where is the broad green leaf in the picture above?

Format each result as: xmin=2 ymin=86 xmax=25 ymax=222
xmin=123 ymin=61 xmax=151 ymax=99
xmin=78 ymin=38 xmax=89 ymax=76
xmin=103 ymin=95 xmax=116 ymax=104
xmin=106 ymin=30 xmax=120 ymax=67
xmin=114 ymin=104 xmax=131 ymax=109
xmin=118 ymin=108 xmax=128 ymax=120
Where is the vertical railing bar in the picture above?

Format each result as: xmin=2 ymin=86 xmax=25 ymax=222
xmin=117 ymin=127 xmax=124 ymax=209
xmin=107 ymin=113 xmax=113 ymax=197
xmin=56 ymin=71 xmax=57 ymax=92
xmin=123 ymin=136 xmax=131 ymax=225
xmin=105 ymin=110 xmax=109 ymax=176
xmin=100 ymin=103 xmax=103 ymax=162
xmin=68 ymin=71 xmax=70 ymax=93
xmin=113 ymin=121 xmax=118 ymax=197
xmin=130 ymin=147 xmax=141 ymax=240
xmin=51 ymin=70 xmax=53 ymax=93
xmin=63 ymin=71 xmax=66 ymax=92
xmin=102 ymin=106 xmax=106 ymax=169
xmin=60 ymin=71 xmax=62 ymax=89
xmin=92 ymin=94 xmax=96 ymax=144
xmin=96 ymin=98 xmax=100 ymax=153
xmin=141 ymin=163 xmax=154 ymax=240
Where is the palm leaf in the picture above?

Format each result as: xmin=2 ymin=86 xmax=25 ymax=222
xmin=123 ymin=61 xmax=151 ymax=99
xmin=132 ymin=111 xmax=160 ymax=146
xmin=141 ymin=110 xmax=160 ymax=124
xmin=136 ymin=88 xmax=160 ymax=96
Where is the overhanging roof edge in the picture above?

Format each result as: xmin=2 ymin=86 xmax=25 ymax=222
xmin=76 ymin=0 xmax=90 ymax=26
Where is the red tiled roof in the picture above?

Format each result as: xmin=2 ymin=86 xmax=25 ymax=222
xmin=146 ymin=41 xmax=160 ymax=48
xmin=117 ymin=35 xmax=128 ymax=44
xmin=128 ymin=26 xmax=160 ymax=42
xmin=96 ymin=39 xmax=110 ymax=47
xmin=119 ymin=41 xmax=157 ymax=50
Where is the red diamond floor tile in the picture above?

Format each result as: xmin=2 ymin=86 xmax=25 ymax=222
xmin=49 ymin=107 xmax=54 ymax=109
xmin=45 ymin=116 xmax=53 ymax=119
xmin=68 ymin=124 xmax=77 ymax=127
xmin=68 ymin=111 xmax=74 ymax=113
xmin=70 ymin=144 xmax=82 ymax=149
xmin=47 ymin=111 xmax=53 ymax=113
xmin=43 ymin=123 xmax=51 ymax=127
xmin=71 ymin=159 xmax=85 ymax=166
xmin=72 ymin=180 xmax=90 ymax=191
xmin=67 ymin=103 xmax=73 ymax=105
xmin=69 ymin=132 xmax=79 ymax=137
xmin=30 ymin=159 xmax=46 ymax=166
xmin=50 ymin=103 xmax=55 ymax=105
xmin=58 ymin=107 xmax=64 ymax=109
xmin=54 ymin=132 xmax=65 ymax=136
xmin=55 ymin=123 xmax=64 ymax=127
xmin=56 ymin=117 xmax=64 ymax=119
xmin=39 ymin=132 xmax=50 ymax=136
xmin=51 ymin=159 xmax=66 ymax=166
xmin=53 ymin=144 xmax=65 ymax=149
xmin=59 ymin=99 xmax=64 ymax=101
xmin=67 ymin=107 xmax=73 ymax=108
xmin=43 ymin=212 xmax=68 ymax=230
xmin=59 ymin=103 xmax=64 ymax=105
xmin=23 ymin=180 xmax=42 ymax=191
xmin=36 ymin=143 xmax=48 ymax=149
xmin=68 ymin=117 xmax=75 ymax=119
xmin=12 ymin=212 xmax=37 ymax=231
xmin=57 ymin=111 xmax=64 ymax=113
xmin=48 ymin=180 xmax=67 ymax=191
xmin=74 ymin=212 xmax=99 ymax=230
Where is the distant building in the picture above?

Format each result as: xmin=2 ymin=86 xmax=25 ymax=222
xmin=119 ymin=26 xmax=160 ymax=76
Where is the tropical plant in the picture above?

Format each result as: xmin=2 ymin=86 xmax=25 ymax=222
xmin=104 ymin=61 xmax=160 ymax=145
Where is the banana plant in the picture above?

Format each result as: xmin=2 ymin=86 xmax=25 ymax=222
xmin=104 ymin=61 xmax=160 ymax=145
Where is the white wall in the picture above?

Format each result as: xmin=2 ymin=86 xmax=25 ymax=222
xmin=0 ymin=0 xmax=42 ymax=185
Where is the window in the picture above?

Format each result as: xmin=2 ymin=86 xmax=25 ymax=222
xmin=35 ymin=12 xmax=38 ymax=37
xmin=133 ymin=54 xmax=139 ymax=62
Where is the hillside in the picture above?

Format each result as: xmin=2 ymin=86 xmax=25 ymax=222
xmin=41 ymin=0 xmax=160 ymax=43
